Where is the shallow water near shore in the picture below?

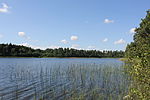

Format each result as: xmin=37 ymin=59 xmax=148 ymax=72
xmin=0 ymin=58 xmax=130 ymax=100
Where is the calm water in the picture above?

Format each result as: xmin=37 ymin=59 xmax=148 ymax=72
xmin=0 ymin=58 xmax=130 ymax=100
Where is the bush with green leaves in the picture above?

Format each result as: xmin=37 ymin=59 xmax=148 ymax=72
xmin=125 ymin=10 xmax=150 ymax=100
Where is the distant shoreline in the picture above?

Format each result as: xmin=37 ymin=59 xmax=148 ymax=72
xmin=0 ymin=56 xmax=123 ymax=59
xmin=119 ymin=58 xmax=128 ymax=61
xmin=0 ymin=44 xmax=125 ymax=58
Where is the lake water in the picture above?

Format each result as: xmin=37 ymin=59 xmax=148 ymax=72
xmin=0 ymin=58 xmax=130 ymax=100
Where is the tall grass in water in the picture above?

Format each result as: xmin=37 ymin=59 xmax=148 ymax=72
xmin=0 ymin=63 xmax=130 ymax=100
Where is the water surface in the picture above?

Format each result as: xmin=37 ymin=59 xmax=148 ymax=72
xmin=0 ymin=58 xmax=129 ymax=100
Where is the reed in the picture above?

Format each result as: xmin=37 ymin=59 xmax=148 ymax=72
xmin=0 ymin=63 xmax=130 ymax=100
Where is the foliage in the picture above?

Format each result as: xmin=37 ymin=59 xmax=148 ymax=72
xmin=125 ymin=10 xmax=150 ymax=100
xmin=0 ymin=43 xmax=42 ymax=57
xmin=0 ymin=43 xmax=124 ymax=58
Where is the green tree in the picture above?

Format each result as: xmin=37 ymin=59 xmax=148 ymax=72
xmin=125 ymin=10 xmax=150 ymax=100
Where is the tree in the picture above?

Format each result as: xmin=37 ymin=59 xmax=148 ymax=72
xmin=125 ymin=10 xmax=150 ymax=99
xmin=0 ymin=43 xmax=124 ymax=58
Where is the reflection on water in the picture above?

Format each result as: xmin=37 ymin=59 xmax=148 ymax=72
xmin=0 ymin=58 xmax=130 ymax=100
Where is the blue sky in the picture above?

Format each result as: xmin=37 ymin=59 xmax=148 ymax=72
xmin=0 ymin=0 xmax=149 ymax=50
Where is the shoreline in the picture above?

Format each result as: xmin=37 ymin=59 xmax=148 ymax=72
xmin=119 ymin=58 xmax=128 ymax=61
xmin=0 ymin=56 xmax=123 ymax=59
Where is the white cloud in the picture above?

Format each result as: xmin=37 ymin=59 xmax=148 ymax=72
xmin=103 ymin=38 xmax=108 ymax=42
xmin=130 ymin=28 xmax=136 ymax=34
xmin=71 ymin=44 xmax=79 ymax=49
xmin=71 ymin=36 xmax=78 ymax=41
xmin=19 ymin=43 xmax=60 ymax=50
xmin=114 ymin=39 xmax=126 ymax=44
xmin=19 ymin=43 xmax=42 ymax=49
xmin=18 ymin=32 xmax=26 ymax=37
xmin=48 ymin=45 xmax=60 ymax=49
xmin=0 ymin=34 xmax=3 ymax=38
xmin=60 ymin=39 xmax=68 ymax=44
xmin=104 ymin=19 xmax=114 ymax=24
xmin=19 ymin=43 xmax=29 ymax=47
xmin=18 ymin=32 xmax=39 ymax=43
xmin=0 ymin=3 xmax=9 ymax=13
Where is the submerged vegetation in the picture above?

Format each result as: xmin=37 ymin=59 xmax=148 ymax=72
xmin=125 ymin=10 xmax=150 ymax=99
xmin=0 ymin=43 xmax=124 ymax=58
xmin=0 ymin=62 xmax=130 ymax=100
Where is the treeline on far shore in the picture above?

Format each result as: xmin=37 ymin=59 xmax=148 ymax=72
xmin=0 ymin=43 xmax=124 ymax=58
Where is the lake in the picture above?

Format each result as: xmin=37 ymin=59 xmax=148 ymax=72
xmin=0 ymin=58 xmax=130 ymax=100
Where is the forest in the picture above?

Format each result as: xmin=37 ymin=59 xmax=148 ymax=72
xmin=0 ymin=43 xmax=124 ymax=58
xmin=125 ymin=10 xmax=150 ymax=99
